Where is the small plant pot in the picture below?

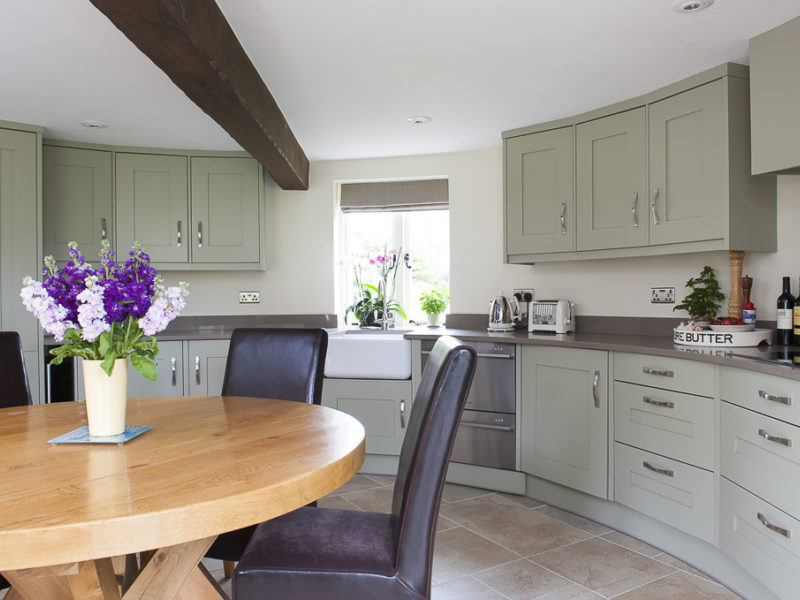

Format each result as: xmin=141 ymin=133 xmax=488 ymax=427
xmin=427 ymin=313 xmax=442 ymax=327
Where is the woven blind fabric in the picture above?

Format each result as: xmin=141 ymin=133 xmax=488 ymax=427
xmin=340 ymin=179 xmax=448 ymax=213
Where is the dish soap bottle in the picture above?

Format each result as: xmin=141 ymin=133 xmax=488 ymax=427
xmin=742 ymin=275 xmax=756 ymax=326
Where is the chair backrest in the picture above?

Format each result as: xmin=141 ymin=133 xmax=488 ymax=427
xmin=0 ymin=331 xmax=32 ymax=408
xmin=221 ymin=328 xmax=328 ymax=404
xmin=391 ymin=336 xmax=477 ymax=596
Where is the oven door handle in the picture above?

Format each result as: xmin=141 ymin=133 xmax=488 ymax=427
xmin=458 ymin=421 xmax=515 ymax=432
xmin=421 ymin=350 xmax=514 ymax=360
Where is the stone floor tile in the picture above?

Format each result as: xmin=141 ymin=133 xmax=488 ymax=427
xmin=536 ymin=584 xmax=604 ymax=599
xmin=363 ymin=473 xmax=396 ymax=486
xmin=316 ymin=494 xmax=363 ymax=510
xmin=535 ymin=505 xmax=612 ymax=535
xmin=436 ymin=514 xmax=459 ymax=532
xmin=431 ymin=526 xmax=518 ymax=584
xmin=498 ymin=491 xmax=547 ymax=508
xmin=432 ymin=576 xmax=507 ymax=599
xmin=531 ymin=537 xmax=675 ymax=598
xmin=341 ymin=485 xmax=395 ymax=512
xmin=327 ymin=473 xmax=383 ymax=496
xmin=652 ymin=552 xmax=713 ymax=581
xmin=601 ymin=531 xmax=662 ymax=557
xmin=613 ymin=570 xmax=744 ymax=599
xmin=473 ymin=558 xmax=572 ymax=599
xmin=440 ymin=493 xmax=592 ymax=556
xmin=440 ymin=483 xmax=494 ymax=503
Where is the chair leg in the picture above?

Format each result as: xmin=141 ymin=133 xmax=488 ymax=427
xmin=223 ymin=560 xmax=235 ymax=579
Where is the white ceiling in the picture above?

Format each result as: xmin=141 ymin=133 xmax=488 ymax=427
xmin=1 ymin=0 xmax=798 ymax=162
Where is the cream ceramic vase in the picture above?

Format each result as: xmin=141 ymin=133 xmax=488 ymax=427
xmin=82 ymin=358 xmax=128 ymax=437
xmin=427 ymin=313 xmax=442 ymax=326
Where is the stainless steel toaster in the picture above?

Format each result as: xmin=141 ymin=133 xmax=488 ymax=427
xmin=528 ymin=300 xmax=574 ymax=334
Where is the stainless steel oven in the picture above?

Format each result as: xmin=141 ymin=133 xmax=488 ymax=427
xmin=421 ymin=339 xmax=516 ymax=470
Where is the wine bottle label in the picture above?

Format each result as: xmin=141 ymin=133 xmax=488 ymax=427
xmin=777 ymin=308 xmax=793 ymax=329
xmin=794 ymin=306 xmax=800 ymax=334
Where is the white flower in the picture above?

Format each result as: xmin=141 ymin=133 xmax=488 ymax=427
xmin=76 ymin=276 xmax=110 ymax=342
xmin=19 ymin=276 xmax=75 ymax=342
xmin=138 ymin=282 xmax=189 ymax=337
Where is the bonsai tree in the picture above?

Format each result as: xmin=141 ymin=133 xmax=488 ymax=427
xmin=419 ymin=287 xmax=449 ymax=326
xmin=673 ymin=265 xmax=725 ymax=321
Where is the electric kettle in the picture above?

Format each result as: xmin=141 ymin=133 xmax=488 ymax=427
xmin=488 ymin=292 xmax=521 ymax=331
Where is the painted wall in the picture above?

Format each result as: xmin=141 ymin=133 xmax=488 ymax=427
xmin=174 ymin=146 xmax=799 ymax=322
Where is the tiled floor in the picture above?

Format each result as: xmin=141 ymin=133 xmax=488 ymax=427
xmin=4 ymin=474 xmax=745 ymax=599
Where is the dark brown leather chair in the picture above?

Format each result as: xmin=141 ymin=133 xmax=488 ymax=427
xmin=232 ymin=335 xmax=477 ymax=600
xmin=0 ymin=331 xmax=32 ymax=591
xmin=205 ymin=328 xmax=328 ymax=575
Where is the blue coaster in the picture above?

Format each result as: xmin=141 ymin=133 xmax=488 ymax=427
xmin=48 ymin=425 xmax=153 ymax=445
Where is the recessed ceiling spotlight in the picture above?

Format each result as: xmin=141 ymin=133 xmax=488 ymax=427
xmin=407 ymin=115 xmax=432 ymax=124
xmin=79 ymin=120 xmax=107 ymax=129
xmin=671 ymin=0 xmax=714 ymax=13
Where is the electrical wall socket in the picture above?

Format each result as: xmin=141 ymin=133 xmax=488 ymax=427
xmin=238 ymin=291 xmax=260 ymax=304
xmin=651 ymin=287 xmax=675 ymax=304
xmin=513 ymin=288 xmax=535 ymax=302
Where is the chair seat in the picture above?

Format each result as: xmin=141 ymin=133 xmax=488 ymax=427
xmin=234 ymin=507 xmax=421 ymax=599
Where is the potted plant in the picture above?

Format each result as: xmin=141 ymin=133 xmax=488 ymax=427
xmin=673 ymin=265 xmax=725 ymax=324
xmin=345 ymin=250 xmax=406 ymax=327
xmin=419 ymin=287 xmax=449 ymax=327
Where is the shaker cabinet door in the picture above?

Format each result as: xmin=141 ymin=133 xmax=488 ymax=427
xmin=116 ymin=153 xmax=189 ymax=263
xmin=576 ymin=108 xmax=647 ymax=250
xmin=44 ymin=145 xmax=112 ymax=261
xmin=186 ymin=340 xmax=230 ymax=396
xmin=127 ymin=341 xmax=184 ymax=398
xmin=505 ymin=127 xmax=575 ymax=256
xmin=648 ymin=80 xmax=725 ymax=246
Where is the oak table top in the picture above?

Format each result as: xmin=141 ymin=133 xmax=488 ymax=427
xmin=0 ymin=396 xmax=366 ymax=599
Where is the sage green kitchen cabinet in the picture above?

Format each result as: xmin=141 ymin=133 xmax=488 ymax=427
xmin=1 ymin=123 xmax=42 ymax=402
xmin=505 ymin=126 xmax=575 ymax=255
xmin=520 ymin=346 xmax=608 ymax=499
xmin=127 ymin=341 xmax=184 ymax=398
xmin=749 ymin=15 xmax=800 ymax=175
xmin=186 ymin=339 xmax=230 ymax=396
xmin=576 ymin=107 xmax=647 ymax=250
xmin=322 ymin=378 xmax=412 ymax=455
xmin=116 ymin=153 xmax=189 ymax=263
xmin=43 ymin=145 xmax=112 ymax=261
xmin=190 ymin=157 xmax=261 ymax=264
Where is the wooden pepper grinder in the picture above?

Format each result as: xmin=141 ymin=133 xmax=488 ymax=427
xmin=728 ymin=250 xmax=745 ymax=319
xmin=741 ymin=275 xmax=753 ymax=307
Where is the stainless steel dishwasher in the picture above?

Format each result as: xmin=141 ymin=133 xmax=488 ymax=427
xmin=420 ymin=339 xmax=516 ymax=470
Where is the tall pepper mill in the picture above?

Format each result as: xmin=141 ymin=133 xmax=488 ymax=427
xmin=742 ymin=275 xmax=756 ymax=325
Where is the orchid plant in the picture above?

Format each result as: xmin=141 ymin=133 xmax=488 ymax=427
xmin=345 ymin=249 xmax=406 ymax=327
xmin=21 ymin=241 xmax=189 ymax=380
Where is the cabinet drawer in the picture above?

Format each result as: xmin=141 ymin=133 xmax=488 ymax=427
xmin=614 ymin=442 xmax=714 ymax=543
xmin=614 ymin=353 xmax=714 ymax=397
xmin=721 ymin=366 xmax=800 ymax=427
xmin=720 ymin=477 xmax=800 ymax=600
xmin=614 ymin=381 xmax=714 ymax=470
xmin=721 ymin=401 xmax=800 ymax=518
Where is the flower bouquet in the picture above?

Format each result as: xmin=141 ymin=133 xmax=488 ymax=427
xmin=21 ymin=241 xmax=189 ymax=380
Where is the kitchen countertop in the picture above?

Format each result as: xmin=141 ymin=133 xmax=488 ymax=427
xmin=405 ymin=326 xmax=800 ymax=382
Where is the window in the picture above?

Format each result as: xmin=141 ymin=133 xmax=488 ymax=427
xmin=338 ymin=180 xmax=449 ymax=326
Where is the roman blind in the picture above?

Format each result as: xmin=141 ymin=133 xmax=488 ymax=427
xmin=340 ymin=179 xmax=448 ymax=213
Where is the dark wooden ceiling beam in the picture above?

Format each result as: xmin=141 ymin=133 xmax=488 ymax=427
xmin=88 ymin=0 xmax=309 ymax=190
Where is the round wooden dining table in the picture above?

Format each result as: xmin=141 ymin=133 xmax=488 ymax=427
xmin=0 ymin=395 xmax=365 ymax=600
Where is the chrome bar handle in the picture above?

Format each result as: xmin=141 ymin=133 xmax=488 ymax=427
xmin=560 ymin=203 xmax=567 ymax=235
xmin=46 ymin=363 xmax=53 ymax=404
xmin=195 ymin=356 xmax=201 ymax=385
xmin=459 ymin=422 xmax=515 ymax=432
xmin=643 ymin=461 xmax=674 ymax=477
xmin=171 ymin=356 xmax=177 ymax=387
xmin=758 ymin=512 xmax=792 ymax=539
xmin=643 ymin=396 xmax=675 ymax=409
xmin=400 ymin=400 xmax=406 ymax=429
xmin=592 ymin=370 xmax=600 ymax=408
xmin=177 ymin=220 xmax=182 ymax=247
xmin=651 ymin=188 xmax=660 ymax=225
xmin=759 ymin=390 xmax=792 ymax=406
xmin=475 ymin=353 xmax=515 ymax=360
xmin=197 ymin=221 xmax=203 ymax=248
xmin=631 ymin=192 xmax=639 ymax=228
xmin=643 ymin=366 xmax=674 ymax=377
xmin=758 ymin=428 xmax=793 ymax=448
xmin=101 ymin=218 xmax=108 ymax=241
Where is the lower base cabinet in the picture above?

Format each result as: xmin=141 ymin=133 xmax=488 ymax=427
xmin=127 ymin=341 xmax=184 ymax=398
xmin=322 ymin=378 xmax=412 ymax=455
xmin=520 ymin=346 xmax=608 ymax=499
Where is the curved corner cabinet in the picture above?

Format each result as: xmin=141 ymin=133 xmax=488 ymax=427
xmin=43 ymin=142 xmax=266 ymax=270
xmin=504 ymin=63 xmax=777 ymax=264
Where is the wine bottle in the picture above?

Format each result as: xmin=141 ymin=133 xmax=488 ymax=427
xmin=794 ymin=278 xmax=800 ymax=338
xmin=777 ymin=276 xmax=794 ymax=346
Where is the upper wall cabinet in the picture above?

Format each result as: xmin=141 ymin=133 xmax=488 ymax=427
xmin=45 ymin=144 xmax=266 ymax=270
xmin=503 ymin=64 xmax=777 ymax=264
xmin=43 ymin=145 xmax=112 ymax=261
xmin=750 ymin=15 xmax=800 ymax=175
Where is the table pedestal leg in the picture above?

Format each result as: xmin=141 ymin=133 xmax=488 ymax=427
xmin=1 ymin=536 xmax=226 ymax=600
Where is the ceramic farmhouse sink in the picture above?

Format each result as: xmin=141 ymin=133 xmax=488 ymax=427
xmin=324 ymin=331 xmax=412 ymax=379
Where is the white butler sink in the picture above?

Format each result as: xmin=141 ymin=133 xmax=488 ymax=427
xmin=324 ymin=331 xmax=412 ymax=379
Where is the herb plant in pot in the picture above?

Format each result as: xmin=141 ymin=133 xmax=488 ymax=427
xmin=419 ymin=287 xmax=449 ymax=327
xmin=673 ymin=265 xmax=725 ymax=326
